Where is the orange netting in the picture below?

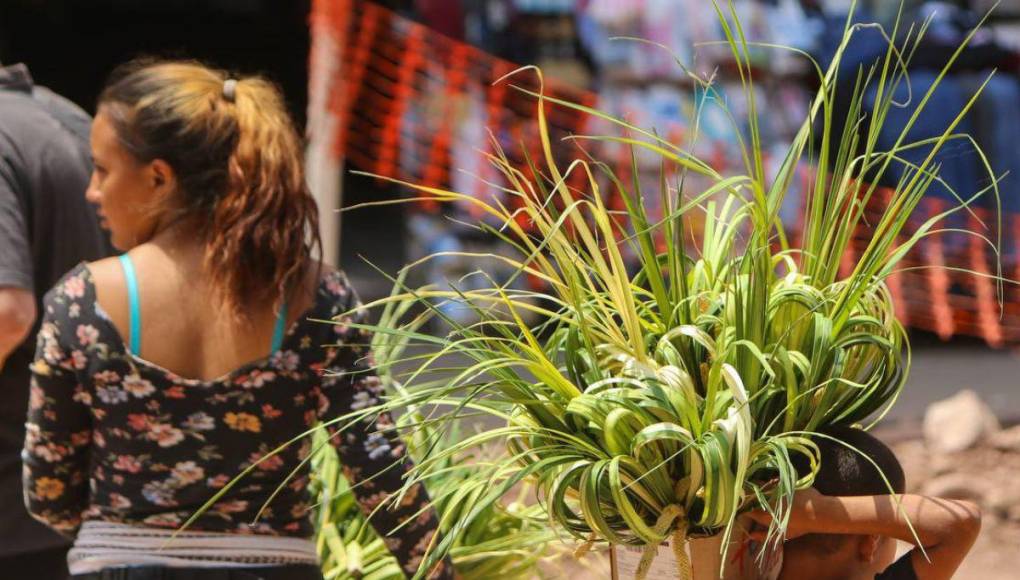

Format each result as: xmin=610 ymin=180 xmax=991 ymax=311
xmin=308 ymin=0 xmax=1020 ymax=346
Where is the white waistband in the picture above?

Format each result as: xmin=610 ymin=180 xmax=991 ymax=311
xmin=68 ymin=521 xmax=319 ymax=575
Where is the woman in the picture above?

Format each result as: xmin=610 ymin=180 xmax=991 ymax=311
xmin=23 ymin=60 xmax=450 ymax=580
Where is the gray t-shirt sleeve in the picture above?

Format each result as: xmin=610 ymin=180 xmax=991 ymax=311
xmin=0 ymin=162 xmax=33 ymax=292
xmin=37 ymin=135 xmax=99 ymax=275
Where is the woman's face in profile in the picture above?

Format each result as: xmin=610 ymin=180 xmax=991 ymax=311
xmin=86 ymin=109 xmax=167 ymax=251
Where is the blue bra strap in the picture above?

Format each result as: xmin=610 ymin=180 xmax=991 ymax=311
xmin=117 ymin=254 xmax=142 ymax=355
xmin=270 ymin=301 xmax=287 ymax=355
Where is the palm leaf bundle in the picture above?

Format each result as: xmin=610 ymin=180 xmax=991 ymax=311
xmin=332 ymin=2 xmax=1002 ymax=577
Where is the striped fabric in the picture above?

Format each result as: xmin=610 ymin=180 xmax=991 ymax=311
xmin=67 ymin=521 xmax=318 ymax=575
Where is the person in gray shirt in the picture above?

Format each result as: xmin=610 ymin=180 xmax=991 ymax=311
xmin=0 ymin=62 xmax=112 ymax=579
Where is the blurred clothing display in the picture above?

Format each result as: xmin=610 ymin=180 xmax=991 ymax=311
xmin=311 ymin=0 xmax=1020 ymax=344
xmin=818 ymin=1 xmax=1020 ymax=259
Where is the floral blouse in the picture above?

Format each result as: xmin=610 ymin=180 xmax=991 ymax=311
xmin=23 ymin=263 xmax=451 ymax=578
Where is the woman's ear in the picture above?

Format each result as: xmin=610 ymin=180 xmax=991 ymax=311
xmin=148 ymin=159 xmax=176 ymax=199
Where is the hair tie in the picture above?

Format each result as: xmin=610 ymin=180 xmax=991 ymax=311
xmin=222 ymin=78 xmax=237 ymax=103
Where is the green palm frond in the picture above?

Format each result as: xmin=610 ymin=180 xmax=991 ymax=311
xmin=310 ymin=276 xmax=561 ymax=580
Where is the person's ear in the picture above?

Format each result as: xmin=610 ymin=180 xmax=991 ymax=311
xmin=856 ymin=534 xmax=881 ymax=563
xmin=148 ymin=159 xmax=176 ymax=199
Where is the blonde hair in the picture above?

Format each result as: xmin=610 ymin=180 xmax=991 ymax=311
xmin=98 ymin=59 xmax=321 ymax=316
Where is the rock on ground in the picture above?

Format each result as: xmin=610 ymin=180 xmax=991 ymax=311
xmin=923 ymin=389 xmax=1001 ymax=454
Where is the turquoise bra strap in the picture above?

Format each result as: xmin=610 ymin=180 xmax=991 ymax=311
xmin=118 ymin=253 xmax=283 ymax=357
xmin=117 ymin=254 xmax=142 ymax=355
xmin=270 ymin=301 xmax=287 ymax=355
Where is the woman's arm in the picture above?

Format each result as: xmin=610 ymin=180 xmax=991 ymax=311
xmin=318 ymin=275 xmax=453 ymax=579
xmin=751 ymin=488 xmax=982 ymax=580
xmin=23 ymin=283 xmax=93 ymax=536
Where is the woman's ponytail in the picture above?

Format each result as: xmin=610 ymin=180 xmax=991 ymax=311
xmin=209 ymin=76 xmax=321 ymax=314
xmin=98 ymin=60 xmax=322 ymax=316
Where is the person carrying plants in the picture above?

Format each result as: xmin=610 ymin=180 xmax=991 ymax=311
xmin=21 ymin=59 xmax=452 ymax=580
xmin=748 ymin=426 xmax=981 ymax=580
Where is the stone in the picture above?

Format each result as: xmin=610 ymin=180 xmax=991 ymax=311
xmin=923 ymin=390 xmax=1001 ymax=454
xmin=989 ymin=425 xmax=1020 ymax=452
xmin=921 ymin=473 xmax=991 ymax=503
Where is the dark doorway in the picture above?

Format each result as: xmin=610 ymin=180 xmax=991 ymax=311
xmin=0 ymin=0 xmax=311 ymax=127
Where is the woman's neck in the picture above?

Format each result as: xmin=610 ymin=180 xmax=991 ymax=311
xmin=147 ymin=222 xmax=204 ymax=260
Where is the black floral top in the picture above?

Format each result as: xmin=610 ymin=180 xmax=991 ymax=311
xmin=23 ymin=263 xmax=450 ymax=578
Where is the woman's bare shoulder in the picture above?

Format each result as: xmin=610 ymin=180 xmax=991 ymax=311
xmin=85 ymin=255 xmax=127 ymax=290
